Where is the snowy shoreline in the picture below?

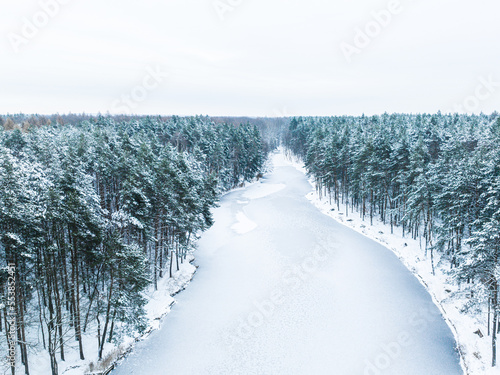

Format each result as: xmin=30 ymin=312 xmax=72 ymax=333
xmin=72 ymin=180 xmax=266 ymax=374
xmin=279 ymin=150 xmax=496 ymax=375
xmin=16 ymin=256 xmax=199 ymax=375
xmin=101 ymin=256 xmax=199 ymax=374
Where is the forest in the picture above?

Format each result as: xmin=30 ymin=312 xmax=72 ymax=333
xmin=4 ymin=111 xmax=500 ymax=373
xmin=284 ymin=112 xmax=500 ymax=367
xmin=0 ymin=115 xmax=267 ymax=375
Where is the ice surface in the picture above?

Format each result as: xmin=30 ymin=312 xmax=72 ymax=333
xmin=112 ymin=152 xmax=463 ymax=375
xmin=242 ymin=182 xmax=286 ymax=200
xmin=231 ymin=212 xmax=258 ymax=234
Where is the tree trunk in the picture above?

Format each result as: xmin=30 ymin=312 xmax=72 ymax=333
xmin=14 ymin=259 xmax=29 ymax=375
xmin=3 ymin=302 xmax=15 ymax=375
xmin=159 ymin=227 xmax=164 ymax=279
xmin=492 ymin=281 xmax=498 ymax=367
xmin=70 ymin=232 xmax=85 ymax=360
xmin=108 ymin=309 xmax=117 ymax=343
xmin=489 ymin=297 xmax=491 ymax=336
xmin=169 ymin=248 xmax=174 ymax=278
xmin=154 ymin=216 xmax=159 ymax=290
xmin=52 ymin=268 xmax=65 ymax=361
xmin=99 ymin=271 xmax=114 ymax=360
xmin=176 ymin=242 xmax=180 ymax=271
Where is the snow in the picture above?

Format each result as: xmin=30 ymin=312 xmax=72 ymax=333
xmin=143 ymin=256 xmax=197 ymax=329
xmin=242 ymin=182 xmax=286 ymax=200
xmin=8 ymin=257 xmax=197 ymax=375
xmin=111 ymin=210 xmax=144 ymax=229
xmin=112 ymin=150 xmax=463 ymax=375
xmin=231 ymin=212 xmax=257 ymax=234
xmin=280 ymin=150 xmax=500 ymax=375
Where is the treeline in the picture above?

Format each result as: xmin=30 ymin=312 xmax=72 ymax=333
xmin=0 ymin=113 xmax=283 ymax=152
xmin=284 ymin=113 xmax=500 ymax=366
xmin=0 ymin=116 xmax=266 ymax=375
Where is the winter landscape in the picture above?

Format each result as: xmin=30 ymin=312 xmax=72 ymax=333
xmin=1 ymin=1 xmax=500 ymax=375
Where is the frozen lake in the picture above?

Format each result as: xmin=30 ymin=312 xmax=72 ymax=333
xmin=112 ymin=154 xmax=463 ymax=375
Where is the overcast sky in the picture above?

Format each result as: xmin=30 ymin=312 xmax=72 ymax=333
xmin=1 ymin=0 xmax=499 ymax=117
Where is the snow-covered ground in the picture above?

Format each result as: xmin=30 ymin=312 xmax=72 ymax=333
xmin=11 ymin=256 xmax=197 ymax=375
xmin=112 ymin=150 xmax=463 ymax=375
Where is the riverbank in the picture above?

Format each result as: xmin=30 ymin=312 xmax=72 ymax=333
xmin=280 ymin=151 xmax=496 ymax=375
xmin=111 ymin=150 xmax=462 ymax=375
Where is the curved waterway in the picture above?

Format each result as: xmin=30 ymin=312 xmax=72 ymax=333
xmin=113 ymin=154 xmax=463 ymax=375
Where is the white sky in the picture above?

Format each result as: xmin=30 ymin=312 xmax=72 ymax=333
xmin=0 ymin=0 xmax=499 ymax=117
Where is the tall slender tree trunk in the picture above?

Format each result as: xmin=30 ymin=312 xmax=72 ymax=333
xmin=107 ymin=309 xmax=117 ymax=343
xmin=489 ymin=297 xmax=491 ymax=336
xmin=492 ymin=281 xmax=498 ymax=367
xmin=99 ymin=271 xmax=114 ymax=360
xmin=70 ymin=232 xmax=85 ymax=360
xmin=370 ymin=190 xmax=374 ymax=226
xmin=45 ymin=253 xmax=58 ymax=375
xmin=176 ymin=242 xmax=180 ymax=271
xmin=154 ymin=215 xmax=159 ymax=290
xmin=36 ymin=285 xmax=46 ymax=349
xmin=159 ymin=227 xmax=164 ymax=279
xmin=169 ymin=247 xmax=174 ymax=278
xmin=14 ymin=257 xmax=29 ymax=375
xmin=52 ymin=263 xmax=65 ymax=361
xmin=4 ymin=297 xmax=15 ymax=375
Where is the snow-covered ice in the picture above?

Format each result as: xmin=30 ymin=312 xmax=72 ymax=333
xmin=231 ymin=212 xmax=257 ymax=234
xmin=242 ymin=182 xmax=286 ymax=200
xmin=112 ymin=152 xmax=463 ymax=375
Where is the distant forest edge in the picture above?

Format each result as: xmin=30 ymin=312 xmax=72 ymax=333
xmin=0 ymin=115 xmax=271 ymax=375
xmin=283 ymin=112 xmax=500 ymax=367
xmin=0 ymin=113 xmax=285 ymax=151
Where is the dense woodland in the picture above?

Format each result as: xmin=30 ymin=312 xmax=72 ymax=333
xmin=0 ymin=116 xmax=267 ymax=375
xmin=5 ymin=111 xmax=500 ymax=372
xmin=284 ymin=113 xmax=500 ymax=366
